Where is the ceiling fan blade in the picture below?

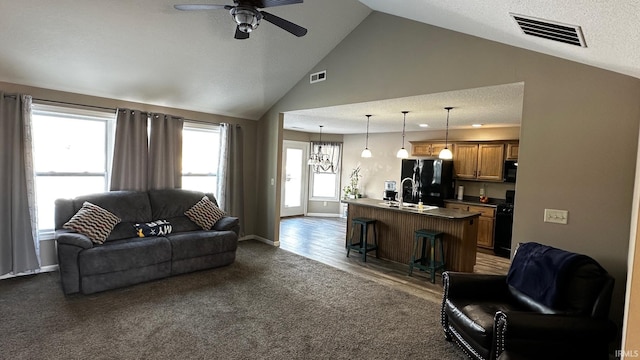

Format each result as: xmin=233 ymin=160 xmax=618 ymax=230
xmin=246 ymin=0 xmax=303 ymax=8
xmin=234 ymin=26 xmax=250 ymax=39
xmin=261 ymin=11 xmax=307 ymax=37
xmin=174 ymin=4 xmax=231 ymax=11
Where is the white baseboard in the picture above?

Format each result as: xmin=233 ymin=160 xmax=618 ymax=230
xmin=240 ymin=235 xmax=280 ymax=247
xmin=0 ymin=264 xmax=59 ymax=280
xmin=306 ymin=213 xmax=342 ymax=218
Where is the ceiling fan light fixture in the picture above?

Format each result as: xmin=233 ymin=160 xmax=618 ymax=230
xmin=231 ymin=7 xmax=261 ymax=33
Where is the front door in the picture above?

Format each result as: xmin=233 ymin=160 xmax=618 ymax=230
xmin=281 ymin=140 xmax=309 ymax=217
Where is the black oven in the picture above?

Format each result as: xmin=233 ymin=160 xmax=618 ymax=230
xmin=494 ymin=190 xmax=515 ymax=258
xmin=504 ymin=160 xmax=518 ymax=183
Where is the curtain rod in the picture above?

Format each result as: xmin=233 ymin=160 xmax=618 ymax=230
xmin=31 ymin=97 xmax=240 ymax=127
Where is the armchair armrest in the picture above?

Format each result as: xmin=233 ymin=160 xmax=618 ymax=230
xmin=55 ymin=230 xmax=94 ymax=249
xmin=443 ymin=271 xmax=509 ymax=300
xmin=494 ymin=311 xmax=616 ymax=359
xmin=213 ymin=216 xmax=240 ymax=233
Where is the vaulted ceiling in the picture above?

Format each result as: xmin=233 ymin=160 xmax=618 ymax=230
xmin=1 ymin=1 xmax=638 ymax=133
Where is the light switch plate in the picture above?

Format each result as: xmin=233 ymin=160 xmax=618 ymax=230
xmin=544 ymin=209 xmax=568 ymax=224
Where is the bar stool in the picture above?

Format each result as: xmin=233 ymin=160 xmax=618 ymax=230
xmin=409 ymin=229 xmax=445 ymax=283
xmin=346 ymin=217 xmax=378 ymax=262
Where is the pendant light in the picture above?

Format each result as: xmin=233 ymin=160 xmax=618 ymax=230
xmin=361 ymin=114 xmax=372 ymax=158
xmin=439 ymin=107 xmax=454 ymax=160
xmin=308 ymin=125 xmax=332 ymax=172
xmin=396 ymin=111 xmax=409 ymax=159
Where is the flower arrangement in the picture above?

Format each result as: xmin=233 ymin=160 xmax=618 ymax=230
xmin=343 ymin=166 xmax=362 ymax=199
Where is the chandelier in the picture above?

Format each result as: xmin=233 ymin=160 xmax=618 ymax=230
xmin=308 ymin=125 xmax=333 ymax=172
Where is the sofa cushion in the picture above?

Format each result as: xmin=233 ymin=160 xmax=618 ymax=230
xmin=63 ymin=202 xmax=121 ymax=244
xmin=184 ymin=196 xmax=226 ymax=230
xmin=78 ymin=237 xmax=171 ymax=276
xmin=148 ymin=189 xmax=219 ymax=219
xmin=166 ymin=230 xmax=238 ymax=261
xmin=69 ymin=191 xmax=153 ymax=241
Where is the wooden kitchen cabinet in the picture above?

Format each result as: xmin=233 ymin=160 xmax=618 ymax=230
xmin=506 ymin=142 xmax=519 ymax=160
xmin=468 ymin=205 xmax=496 ymax=249
xmin=453 ymin=143 xmax=504 ymax=181
xmin=445 ymin=202 xmax=496 ymax=249
xmin=410 ymin=141 xmax=450 ymax=157
xmin=452 ymin=143 xmax=478 ymax=179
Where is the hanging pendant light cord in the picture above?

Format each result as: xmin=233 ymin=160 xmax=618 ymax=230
xmin=401 ymin=111 xmax=408 ymax=148
xmin=365 ymin=115 xmax=370 ymax=148
xmin=444 ymin=107 xmax=452 ymax=148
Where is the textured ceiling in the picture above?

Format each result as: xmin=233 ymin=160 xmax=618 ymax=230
xmin=285 ymin=83 xmax=524 ymax=134
xmin=1 ymin=1 xmax=638 ymax=134
xmin=0 ymin=0 xmax=371 ymax=120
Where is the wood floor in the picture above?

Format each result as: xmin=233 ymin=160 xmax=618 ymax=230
xmin=279 ymin=216 xmax=511 ymax=304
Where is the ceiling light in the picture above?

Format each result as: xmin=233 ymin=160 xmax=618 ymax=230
xmin=396 ymin=111 xmax=409 ymax=159
xmin=419 ymin=124 xmax=429 ymax=128
xmin=361 ymin=115 xmax=372 ymax=158
xmin=472 ymin=124 xmax=483 ymax=128
xmin=439 ymin=107 xmax=453 ymax=160
xmin=231 ymin=6 xmax=261 ymax=33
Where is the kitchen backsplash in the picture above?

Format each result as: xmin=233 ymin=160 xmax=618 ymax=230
xmin=455 ymin=180 xmax=515 ymax=200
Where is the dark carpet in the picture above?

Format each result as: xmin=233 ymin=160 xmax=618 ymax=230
xmin=0 ymin=240 xmax=465 ymax=359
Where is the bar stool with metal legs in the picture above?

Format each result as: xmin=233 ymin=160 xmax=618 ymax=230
xmin=346 ymin=217 xmax=378 ymax=262
xmin=409 ymin=229 xmax=445 ymax=283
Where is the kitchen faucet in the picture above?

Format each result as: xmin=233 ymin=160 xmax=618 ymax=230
xmin=399 ymin=177 xmax=417 ymax=207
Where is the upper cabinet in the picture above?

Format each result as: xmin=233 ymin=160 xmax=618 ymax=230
xmin=410 ymin=142 xmax=450 ymax=157
xmin=453 ymin=143 xmax=505 ymax=181
xmin=506 ymin=142 xmax=519 ymax=160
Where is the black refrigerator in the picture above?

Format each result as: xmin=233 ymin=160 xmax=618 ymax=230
xmin=400 ymin=159 xmax=454 ymax=207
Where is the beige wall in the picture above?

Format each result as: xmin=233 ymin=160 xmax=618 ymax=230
xmin=258 ymin=11 xmax=640 ymax=337
xmin=0 ymin=81 xmax=259 ymax=266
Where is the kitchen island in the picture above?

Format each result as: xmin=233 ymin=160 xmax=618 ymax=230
xmin=343 ymin=198 xmax=480 ymax=273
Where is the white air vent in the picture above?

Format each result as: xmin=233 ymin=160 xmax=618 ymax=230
xmin=510 ymin=13 xmax=587 ymax=47
xmin=310 ymin=70 xmax=326 ymax=84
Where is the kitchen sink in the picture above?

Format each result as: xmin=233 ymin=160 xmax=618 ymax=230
xmin=378 ymin=202 xmax=438 ymax=211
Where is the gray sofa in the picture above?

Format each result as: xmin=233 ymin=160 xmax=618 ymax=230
xmin=55 ymin=189 xmax=239 ymax=295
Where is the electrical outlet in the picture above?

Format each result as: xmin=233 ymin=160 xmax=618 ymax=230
xmin=544 ymin=209 xmax=568 ymax=224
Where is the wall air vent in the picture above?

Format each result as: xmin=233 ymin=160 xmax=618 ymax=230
xmin=310 ymin=70 xmax=326 ymax=84
xmin=510 ymin=13 xmax=587 ymax=47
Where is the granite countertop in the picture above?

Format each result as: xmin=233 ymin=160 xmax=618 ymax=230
xmin=341 ymin=198 xmax=481 ymax=219
xmin=444 ymin=196 xmax=507 ymax=208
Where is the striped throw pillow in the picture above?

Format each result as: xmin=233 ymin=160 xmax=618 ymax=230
xmin=63 ymin=202 xmax=121 ymax=244
xmin=184 ymin=196 xmax=226 ymax=230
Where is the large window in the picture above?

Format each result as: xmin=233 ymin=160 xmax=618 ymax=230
xmin=309 ymin=142 xmax=341 ymax=201
xmin=32 ymin=104 xmax=116 ymax=234
xmin=181 ymin=123 xmax=220 ymax=195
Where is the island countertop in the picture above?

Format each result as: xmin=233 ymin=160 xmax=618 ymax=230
xmin=343 ymin=198 xmax=480 ymax=273
xmin=341 ymin=198 xmax=481 ymax=219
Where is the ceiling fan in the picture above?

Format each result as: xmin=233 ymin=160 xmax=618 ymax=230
xmin=174 ymin=0 xmax=307 ymax=40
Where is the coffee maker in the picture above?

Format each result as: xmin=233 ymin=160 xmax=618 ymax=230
xmin=383 ymin=180 xmax=397 ymax=201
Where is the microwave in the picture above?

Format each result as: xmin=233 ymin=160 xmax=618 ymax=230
xmin=504 ymin=160 xmax=518 ymax=183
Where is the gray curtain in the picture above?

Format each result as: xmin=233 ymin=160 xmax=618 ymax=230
xmin=148 ymin=114 xmax=183 ymax=189
xmin=217 ymin=123 xmax=245 ymax=236
xmin=110 ymin=109 xmax=149 ymax=191
xmin=0 ymin=93 xmax=40 ymax=276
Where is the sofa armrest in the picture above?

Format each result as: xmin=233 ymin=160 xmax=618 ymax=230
xmin=213 ymin=216 xmax=239 ymax=233
xmin=55 ymin=230 xmax=94 ymax=249
xmin=443 ymin=271 xmax=509 ymax=300
xmin=494 ymin=311 xmax=615 ymax=358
